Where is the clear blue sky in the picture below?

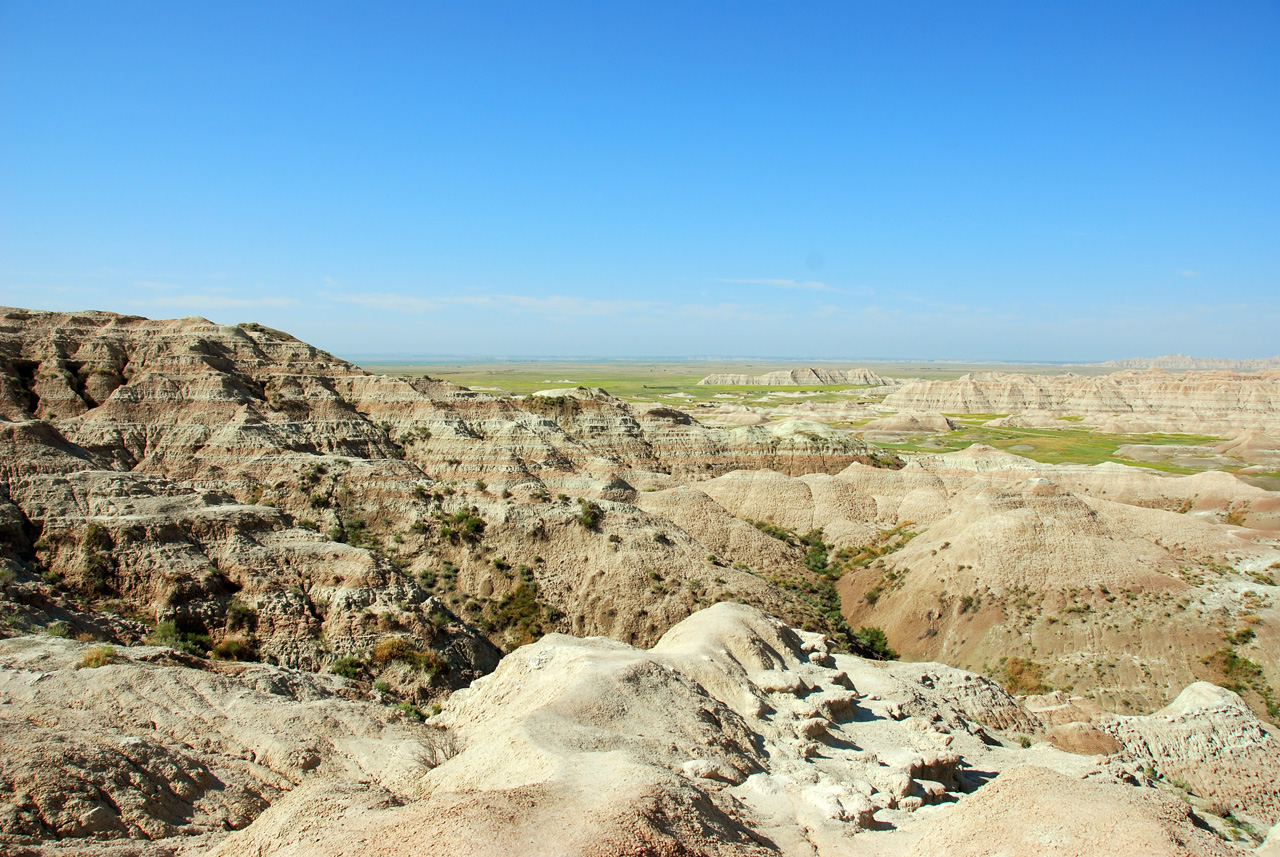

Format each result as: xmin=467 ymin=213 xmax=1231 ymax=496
xmin=2 ymin=2 xmax=1277 ymax=360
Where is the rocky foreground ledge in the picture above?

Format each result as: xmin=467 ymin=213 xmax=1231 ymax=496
xmin=2 ymin=603 xmax=1276 ymax=856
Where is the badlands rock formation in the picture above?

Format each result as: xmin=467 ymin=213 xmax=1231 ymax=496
xmin=884 ymin=369 xmax=1280 ymax=435
xmin=698 ymin=368 xmax=893 ymax=386
xmin=5 ymin=603 xmax=1272 ymax=856
xmin=654 ymin=446 xmax=1280 ymax=717
xmin=2 ymin=306 xmax=1279 ymax=854
xmin=1100 ymin=354 xmax=1280 ymax=371
xmin=0 ymin=307 xmax=891 ymax=699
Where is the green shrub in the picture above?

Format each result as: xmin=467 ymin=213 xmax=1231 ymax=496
xmin=371 ymin=637 xmax=447 ymax=677
xmin=148 ymin=620 xmax=212 ymax=656
xmin=801 ymin=529 xmax=829 ymax=573
xmin=575 ymin=498 xmax=603 ymax=530
xmin=489 ymin=582 xmax=561 ymax=647
xmin=210 ymin=636 xmax=258 ymax=661
xmin=1226 ymin=627 xmax=1256 ymax=645
xmin=439 ymin=561 xmax=458 ymax=588
xmin=84 ymin=523 xmax=111 ymax=551
xmin=750 ymin=519 xmax=792 ymax=543
xmin=78 ymin=645 xmax=115 ymax=669
xmin=226 ymin=600 xmax=257 ymax=631
xmin=330 ymin=655 xmax=365 ymax=679
xmin=393 ymin=701 xmax=426 ymax=720
xmin=81 ymin=551 xmax=112 ymax=594
xmin=853 ymin=626 xmax=897 ymax=660
xmin=437 ymin=509 xmax=485 ymax=543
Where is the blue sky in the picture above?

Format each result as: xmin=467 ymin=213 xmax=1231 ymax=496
xmin=2 ymin=2 xmax=1277 ymax=360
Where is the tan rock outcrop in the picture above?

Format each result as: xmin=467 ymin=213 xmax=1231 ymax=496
xmin=698 ymin=368 xmax=894 ymax=386
xmin=652 ymin=446 xmax=1278 ymax=714
xmin=884 ymin=369 xmax=1280 ymax=434
xmin=0 ymin=307 xmax=895 ymax=689
xmin=1100 ymin=353 xmax=1280 ymax=371
xmin=7 ymin=604 xmax=1267 ymax=855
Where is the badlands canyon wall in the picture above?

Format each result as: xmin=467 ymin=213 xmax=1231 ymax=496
xmin=884 ymin=370 xmax=1280 ymax=435
xmin=698 ymin=368 xmax=894 ymax=386
xmin=1100 ymin=354 xmax=1280 ymax=371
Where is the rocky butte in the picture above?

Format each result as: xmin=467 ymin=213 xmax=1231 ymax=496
xmin=0 ymin=306 xmax=1277 ymax=856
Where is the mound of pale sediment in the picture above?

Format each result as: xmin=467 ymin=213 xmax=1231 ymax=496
xmin=884 ymin=368 xmax=1280 ymax=434
xmin=775 ymin=401 xmax=875 ymax=420
xmin=698 ymin=469 xmax=884 ymax=544
xmin=703 ymin=400 xmax=893 ymax=427
xmin=1102 ymin=683 xmax=1280 ymax=826
xmin=206 ymin=603 xmax=1087 ymax=855
xmin=858 ymin=413 xmax=955 ymax=435
xmin=701 ymin=405 xmax=770 ymax=425
xmin=834 ymin=480 xmax=1274 ymax=708
xmin=634 ymin=484 xmax=809 ymax=573
xmin=0 ymin=635 xmax=437 ymax=853
xmin=1214 ymin=429 xmax=1280 ymax=466
xmin=1028 ymin=459 xmax=1280 ymax=529
xmin=904 ymin=765 xmax=1234 ymax=857
xmin=698 ymin=367 xmax=893 ymax=386
xmin=216 ymin=600 xmax=1042 ymax=856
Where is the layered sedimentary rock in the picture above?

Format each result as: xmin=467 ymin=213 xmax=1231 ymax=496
xmin=0 ymin=309 xmax=886 ymax=487
xmin=698 ymin=368 xmax=893 ymax=386
xmin=5 ymin=604 xmax=1268 ymax=856
xmin=885 ymin=369 xmax=1280 ymax=434
xmin=0 ymin=307 xmax=895 ymax=696
xmin=3 ymin=305 xmax=1279 ymax=855
xmin=651 ymin=446 xmax=1280 ymax=715
xmin=1100 ymin=353 xmax=1280 ymax=371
